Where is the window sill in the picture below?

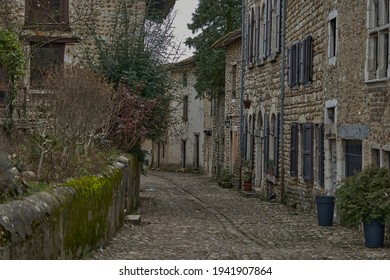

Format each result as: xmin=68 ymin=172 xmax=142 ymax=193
xmin=365 ymin=77 xmax=389 ymax=84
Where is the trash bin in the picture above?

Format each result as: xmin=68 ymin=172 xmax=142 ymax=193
xmin=315 ymin=196 xmax=335 ymax=226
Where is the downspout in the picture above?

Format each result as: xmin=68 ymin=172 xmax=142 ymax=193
xmin=279 ymin=0 xmax=287 ymax=201
xmin=239 ymin=0 xmax=246 ymax=188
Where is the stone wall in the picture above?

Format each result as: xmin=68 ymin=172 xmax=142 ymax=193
xmin=224 ymin=36 xmax=242 ymax=187
xmin=0 ymin=155 xmax=140 ymax=259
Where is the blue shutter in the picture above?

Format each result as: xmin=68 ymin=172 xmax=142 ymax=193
xmin=255 ymin=5 xmax=260 ymax=63
xmin=264 ymin=114 xmax=270 ymax=173
xmin=318 ymin=124 xmax=324 ymax=186
xmin=275 ymin=0 xmax=281 ymax=53
xmin=290 ymin=122 xmax=298 ymax=176
xmin=302 ymin=123 xmax=314 ymax=181
xmin=274 ymin=113 xmax=280 ymax=176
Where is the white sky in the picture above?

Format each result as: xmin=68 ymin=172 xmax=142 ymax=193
xmin=171 ymin=0 xmax=199 ymax=60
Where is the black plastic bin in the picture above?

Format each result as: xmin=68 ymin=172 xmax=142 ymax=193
xmin=315 ymin=196 xmax=335 ymax=226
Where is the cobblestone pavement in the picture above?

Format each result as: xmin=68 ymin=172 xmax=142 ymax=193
xmin=87 ymin=171 xmax=390 ymax=260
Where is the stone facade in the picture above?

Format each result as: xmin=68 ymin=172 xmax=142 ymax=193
xmin=213 ymin=29 xmax=243 ymax=186
xmin=143 ymin=57 xmax=205 ymax=172
xmin=223 ymin=0 xmax=390 ymax=210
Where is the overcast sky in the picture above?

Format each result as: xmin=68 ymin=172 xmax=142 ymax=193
xmin=171 ymin=0 xmax=199 ymax=60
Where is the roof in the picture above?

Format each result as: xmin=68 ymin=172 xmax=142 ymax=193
xmin=211 ymin=29 xmax=242 ymax=49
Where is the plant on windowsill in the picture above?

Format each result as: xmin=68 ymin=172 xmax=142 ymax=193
xmin=335 ymin=165 xmax=390 ymax=248
xmin=242 ymin=160 xmax=253 ymax=191
xmin=218 ymin=169 xmax=232 ymax=188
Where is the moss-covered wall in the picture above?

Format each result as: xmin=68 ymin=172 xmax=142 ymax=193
xmin=0 ymin=155 xmax=139 ymax=259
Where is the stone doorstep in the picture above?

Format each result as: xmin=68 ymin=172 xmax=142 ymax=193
xmin=125 ymin=215 xmax=141 ymax=225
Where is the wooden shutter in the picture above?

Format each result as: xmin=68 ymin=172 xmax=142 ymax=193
xmin=305 ymin=35 xmax=313 ymax=83
xmin=264 ymin=114 xmax=270 ymax=173
xmin=299 ymin=40 xmax=305 ymax=84
xmin=255 ymin=5 xmax=260 ymax=63
xmin=250 ymin=8 xmax=254 ymax=64
xmin=250 ymin=115 xmax=255 ymax=168
xmin=290 ymin=122 xmax=298 ymax=176
xmin=274 ymin=113 xmax=280 ymax=176
xmin=246 ymin=14 xmax=250 ymax=66
xmin=263 ymin=3 xmax=268 ymax=57
xmin=295 ymin=41 xmax=301 ymax=86
xmin=302 ymin=123 xmax=314 ymax=181
xmin=318 ymin=124 xmax=325 ymax=186
xmin=267 ymin=0 xmax=272 ymax=57
xmin=287 ymin=47 xmax=292 ymax=86
xmin=275 ymin=0 xmax=281 ymax=53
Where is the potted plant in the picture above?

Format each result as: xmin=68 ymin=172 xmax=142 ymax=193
xmin=218 ymin=169 xmax=232 ymax=188
xmin=242 ymin=160 xmax=253 ymax=191
xmin=335 ymin=165 xmax=390 ymax=248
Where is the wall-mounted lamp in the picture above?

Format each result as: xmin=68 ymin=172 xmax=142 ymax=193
xmin=224 ymin=116 xmax=232 ymax=129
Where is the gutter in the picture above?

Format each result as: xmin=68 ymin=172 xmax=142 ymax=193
xmin=279 ymin=0 xmax=287 ymax=201
xmin=239 ymin=0 xmax=246 ymax=188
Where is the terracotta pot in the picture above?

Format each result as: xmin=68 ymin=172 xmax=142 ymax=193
xmin=244 ymin=100 xmax=251 ymax=109
xmin=243 ymin=181 xmax=252 ymax=191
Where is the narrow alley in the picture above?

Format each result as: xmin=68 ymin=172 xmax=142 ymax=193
xmin=87 ymin=171 xmax=390 ymax=260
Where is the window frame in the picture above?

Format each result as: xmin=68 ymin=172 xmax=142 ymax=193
xmin=366 ymin=0 xmax=390 ymax=81
xmin=29 ymin=42 xmax=65 ymax=89
xmin=25 ymin=0 xmax=69 ymax=29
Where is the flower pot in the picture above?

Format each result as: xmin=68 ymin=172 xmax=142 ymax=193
xmin=363 ymin=219 xmax=385 ymax=248
xmin=243 ymin=182 xmax=252 ymax=191
xmin=315 ymin=196 xmax=335 ymax=226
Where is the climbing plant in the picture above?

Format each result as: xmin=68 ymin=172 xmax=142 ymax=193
xmin=0 ymin=29 xmax=25 ymax=135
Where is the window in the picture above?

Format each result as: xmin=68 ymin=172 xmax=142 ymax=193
xmin=290 ymin=122 xmax=298 ymax=176
xmin=231 ymin=65 xmax=237 ymax=99
xmin=272 ymin=0 xmax=281 ymax=54
xmin=366 ymin=0 xmax=390 ymax=80
xmin=30 ymin=43 xmax=65 ymax=89
xmin=0 ymin=65 xmax=8 ymax=102
xmin=302 ymin=123 xmax=314 ymax=181
xmin=182 ymin=71 xmax=187 ymax=88
xmin=345 ymin=140 xmax=362 ymax=177
xmin=372 ymin=148 xmax=381 ymax=166
xmin=248 ymin=0 xmax=281 ymax=66
xmin=328 ymin=11 xmax=337 ymax=63
xmin=182 ymin=95 xmax=188 ymax=121
xmin=26 ymin=0 xmax=69 ymax=26
xmin=317 ymin=124 xmax=325 ymax=186
xmin=384 ymin=150 xmax=390 ymax=171
xmin=273 ymin=113 xmax=280 ymax=176
xmin=181 ymin=140 xmax=187 ymax=169
xmin=288 ymin=35 xmax=313 ymax=87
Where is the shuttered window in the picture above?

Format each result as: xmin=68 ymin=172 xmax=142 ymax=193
xmin=273 ymin=113 xmax=280 ymax=176
xmin=264 ymin=114 xmax=270 ymax=173
xmin=275 ymin=0 xmax=281 ymax=53
xmin=302 ymin=123 xmax=314 ymax=181
xmin=290 ymin=122 xmax=298 ymax=176
xmin=288 ymin=36 xmax=313 ymax=88
xmin=255 ymin=5 xmax=260 ymax=63
xmin=318 ymin=124 xmax=325 ymax=186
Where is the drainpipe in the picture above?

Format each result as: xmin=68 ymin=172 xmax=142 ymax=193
xmin=279 ymin=0 xmax=287 ymax=201
xmin=239 ymin=0 xmax=246 ymax=188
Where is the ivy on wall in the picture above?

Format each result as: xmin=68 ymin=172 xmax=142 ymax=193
xmin=0 ymin=29 xmax=25 ymax=134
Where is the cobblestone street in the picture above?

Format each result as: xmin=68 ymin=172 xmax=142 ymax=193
xmin=87 ymin=171 xmax=390 ymax=260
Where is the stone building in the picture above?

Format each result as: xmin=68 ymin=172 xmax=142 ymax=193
xmin=143 ymin=57 xmax=205 ymax=172
xmin=0 ymin=0 xmax=174 ymax=117
xmin=232 ymin=0 xmax=390 ymax=210
xmin=212 ymin=29 xmax=242 ymax=187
